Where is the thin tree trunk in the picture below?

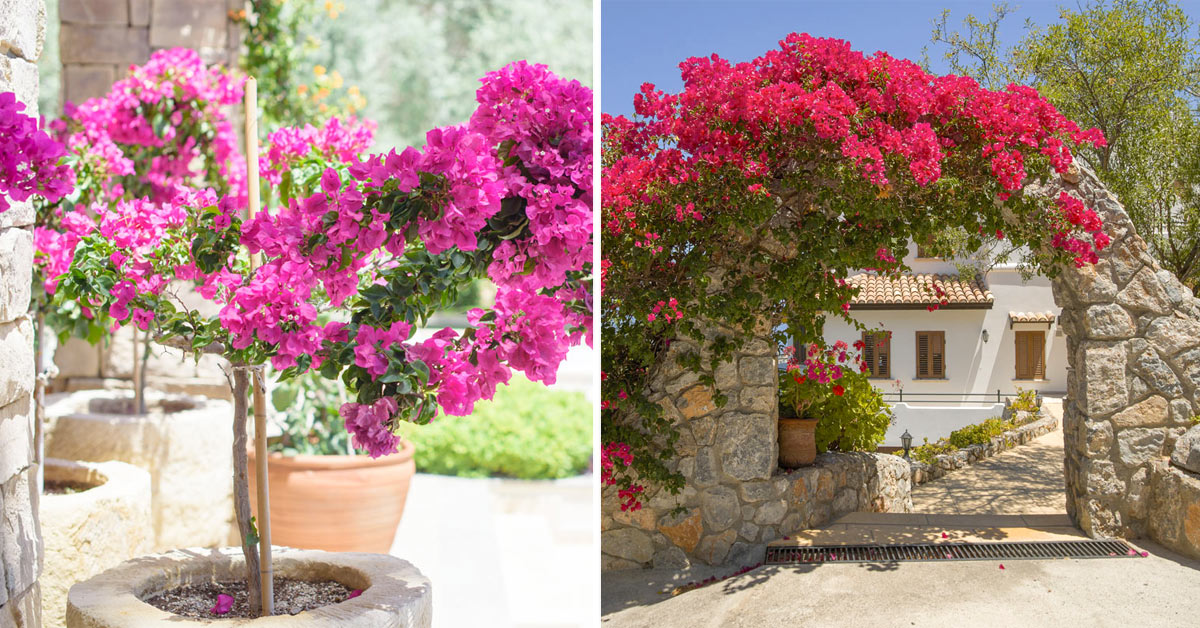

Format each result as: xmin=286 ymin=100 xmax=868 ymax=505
xmin=132 ymin=327 xmax=147 ymax=415
xmin=231 ymin=368 xmax=262 ymax=615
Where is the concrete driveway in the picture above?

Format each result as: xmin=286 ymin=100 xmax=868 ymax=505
xmin=601 ymin=539 xmax=1200 ymax=627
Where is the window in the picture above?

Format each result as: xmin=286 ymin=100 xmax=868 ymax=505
xmin=1015 ymin=330 xmax=1046 ymax=380
xmin=916 ymin=331 xmax=945 ymax=379
xmin=862 ymin=331 xmax=890 ymax=378
xmin=916 ymin=244 xmax=933 ymax=258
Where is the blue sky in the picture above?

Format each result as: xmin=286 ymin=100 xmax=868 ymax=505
xmin=601 ymin=0 xmax=1200 ymax=115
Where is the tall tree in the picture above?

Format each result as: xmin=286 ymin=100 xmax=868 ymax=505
xmin=929 ymin=0 xmax=1200 ymax=289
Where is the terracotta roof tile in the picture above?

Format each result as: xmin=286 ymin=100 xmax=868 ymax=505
xmin=1009 ymin=311 xmax=1056 ymax=323
xmin=846 ymin=273 xmax=993 ymax=308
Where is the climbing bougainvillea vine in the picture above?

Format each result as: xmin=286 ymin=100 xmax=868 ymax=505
xmin=601 ymin=33 xmax=1108 ymax=506
xmin=46 ymin=59 xmax=592 ymax=459
xmin=0 ymin=92 xmax=73 ymax=214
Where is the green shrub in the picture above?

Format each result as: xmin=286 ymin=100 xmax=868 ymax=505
xmin=394 ymin=375 xmax=591 ymax=479
xmin=1010 ymin=388 xmax=1040 ymax=413
xmin=811 ymin=371 xmax=894 ymax=453
xmin=909 ymin=414 xmax=1022 ymax=464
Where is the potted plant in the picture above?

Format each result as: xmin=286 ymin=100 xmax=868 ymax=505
xmin=49 ymin=52 xmax=591 ymax=623
xmin=249 ymin=366 xmax=417 ymax=553
xmin=776 ymin=340 xmax=865 ymax=467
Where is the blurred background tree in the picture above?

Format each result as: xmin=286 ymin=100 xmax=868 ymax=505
xmin=240 ymin=0 xmax=592 ymax=150
xmin=928 ymin=0 xmax=1200 ymax=291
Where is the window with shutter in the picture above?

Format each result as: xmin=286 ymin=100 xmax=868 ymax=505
xmin=1015 ymin=330 xmax=1046 ymax=380
xmin=862 ymin=331 xmax=890 ymax=378
xmin=916 ymin=331 xmax=945 ymax=379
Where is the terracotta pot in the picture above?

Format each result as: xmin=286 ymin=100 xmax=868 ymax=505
xmin=247 ymin=440 xmax=416 ymax=552
xmin=778 ymin=418 xmax=818 ymax=468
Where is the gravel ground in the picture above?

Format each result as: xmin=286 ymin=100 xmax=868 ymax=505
xmin=145 ymin=577 xmax=355 ymax=619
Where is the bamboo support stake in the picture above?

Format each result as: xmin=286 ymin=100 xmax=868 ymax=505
xmin=244 ymin=77 xmax=274 ymax=617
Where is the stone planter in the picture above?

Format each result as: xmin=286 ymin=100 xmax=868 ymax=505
xmin=41 ymin=459 xmax=152 ymax=628
xmin=248 ymin=441 xmax=416 ymax=553
xmin=65 ymin=547 xmax=432 ymax=627
xmin=778 ymin=418 xmax=818 ymax=467
xmin=44 ymin=389 xmax=235 ymax=551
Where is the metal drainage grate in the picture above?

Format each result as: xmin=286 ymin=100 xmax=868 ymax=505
xmin=766 ymin=540 xmax=1138 ymax=565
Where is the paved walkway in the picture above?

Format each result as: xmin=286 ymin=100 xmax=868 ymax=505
xmin=910 ymin=425 xmax=1067 ymax=514
xmin=390 ymin=473 xmax=593 ymax=628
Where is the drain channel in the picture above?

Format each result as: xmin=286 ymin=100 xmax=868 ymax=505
xmin=765 ymin=540 xmax=1138 ymax=564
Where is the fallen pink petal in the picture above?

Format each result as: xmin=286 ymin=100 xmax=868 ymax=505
xmin=210 ymin=594 xmax=234 ymax=615
xmin=348 ymin=589 xmax=363 ymax=599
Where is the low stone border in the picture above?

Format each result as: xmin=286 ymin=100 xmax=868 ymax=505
xmin=602 ymin=451 xmax=912 ymax=570
xmin=44 ymin=389 xmax=235 ymax=551
xmin=66 ymin=547 xmax=432 ymax=627
xmin=1148 ymin=460 xmax=1200 ymax=560
xmin=41 ymin=459 xmax=152 ymax=628
xmin=908 ymin=410 xmax=1059 ymax=485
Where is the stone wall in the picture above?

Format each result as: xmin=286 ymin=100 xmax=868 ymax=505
xmin=0 ymin=3 xmax=45 ymax=626
xmin=59 ymin=0 xmax=241 ymax=104
xmin=601 ymin=323 xmax=912 ymax=571
xmin=1044 ymin=165 xmax=1200 ymax=552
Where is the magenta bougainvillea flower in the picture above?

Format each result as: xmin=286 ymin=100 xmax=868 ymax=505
xmin=210 ymin=593 xmax=234 ymax=615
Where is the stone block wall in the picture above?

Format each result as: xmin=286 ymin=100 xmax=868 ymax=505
xmin=601 ymin=323 xmax=912 ymax=570
xmin=59 ymin=0 xmax=241 ymax=104
xmin=1043 ymin=166 xmax=1200 ymax=544
xmin=1 ymin=3 xmax=45 ymax=626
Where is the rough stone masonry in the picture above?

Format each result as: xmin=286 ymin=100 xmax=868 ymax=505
xmin=1045 ymin=165 xmax=1200 ymax=558
xmin=0 ymin=1 xmax=46 ymax=625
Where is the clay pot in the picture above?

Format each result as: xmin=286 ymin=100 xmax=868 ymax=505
xmin=247 ymin=441 xmax=416 ymax=552
xmin=778 ymin=418 xmax=818 ymax=468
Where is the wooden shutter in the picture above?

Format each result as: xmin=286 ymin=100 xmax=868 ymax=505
xmin=863 ymin=331 xmax=890 ymax=378
xmin=1015 ymin=331 xmax=1046 ymax=380
xmin=917 ymin=331 xmax=945 ymax=379
xmin=862 ymin=332 xmax=876 ymax=376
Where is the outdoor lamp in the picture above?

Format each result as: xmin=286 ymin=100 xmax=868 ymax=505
xmin=901 ymin=429 xmax=913 ymax=459
xmin=982 ymin=329 xmax=989 ymax=343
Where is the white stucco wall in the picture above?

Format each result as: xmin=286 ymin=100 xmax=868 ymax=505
xmin=821 ymin=243 xmax=1068 ymax=445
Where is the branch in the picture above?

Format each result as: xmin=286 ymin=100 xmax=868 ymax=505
xmin=152 ymin=333 xmax=230 ymax=357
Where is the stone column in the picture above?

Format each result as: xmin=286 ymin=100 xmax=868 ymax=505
xmin=0 ymin=3 xmax=46 ymax=626
xmin=1047 ymin=166 xmax=1200 ymax=539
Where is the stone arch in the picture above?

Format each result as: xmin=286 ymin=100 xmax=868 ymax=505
xmin=1042 ymin=166 xmax=1200 ymax=545
xmin=601 ymin=166 xmax=1200 ymax=571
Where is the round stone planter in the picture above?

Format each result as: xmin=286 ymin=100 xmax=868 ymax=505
xmin=66 ymin=547 xmax=432 ymax=627
xmin=248 ymin=441 xmax=416 ymax=553
xmin=41 ymin=458 xmax=152 ymax=628
xmin=44 ymin=389 xmax=235 ymax=550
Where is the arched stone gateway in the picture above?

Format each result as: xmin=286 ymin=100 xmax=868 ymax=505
xmin=601 ymin=166 xmax=1200 ymax=570
xmin=1045 ymin=167 xmax=1200 ymax=544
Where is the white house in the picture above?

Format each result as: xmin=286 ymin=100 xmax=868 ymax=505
xmin=821 ymin=242 xmax=1067 ymax=447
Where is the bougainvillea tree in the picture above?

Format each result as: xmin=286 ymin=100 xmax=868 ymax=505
xmin=43 ymin=57 xmax=590 ymax=613
xmin=601 ymin=33 xmax=1108 ymax=508
xmin=31 ymin=49 xmax=248 ymax=413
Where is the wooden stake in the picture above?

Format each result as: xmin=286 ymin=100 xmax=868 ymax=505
xmin=244 ymin=77 xmax=274 ymax=617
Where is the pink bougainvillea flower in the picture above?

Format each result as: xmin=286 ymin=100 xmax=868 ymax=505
xmin=941 ymin=532 xmax=948 ymax=539
xmin=348 ymin=589 xmax=363 ymax=599
xmin=998 ymin=564 xmax=1005 ymax=570
xmin=210 ymin=593 xmax=234 ymax=615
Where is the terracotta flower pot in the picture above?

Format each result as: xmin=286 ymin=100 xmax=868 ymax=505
xmin=247 ymin=441 xmax=416 ymax=553
xmin=778 ymin=418 xmax=818 ymax=468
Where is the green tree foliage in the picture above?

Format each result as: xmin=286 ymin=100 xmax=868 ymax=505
xmin=929 ymin=0 xmax=1200 ymax=289
xmin=306 ymin=0 xmax=593 ymax=151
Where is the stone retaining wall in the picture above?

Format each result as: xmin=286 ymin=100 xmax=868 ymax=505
xmin=602 ymin=321 xmax=912 ymax=570
xmin=910 ymin=410 xmax=1059 ymax=485
xmin=1 ymin=3 xmax=45 ymax=626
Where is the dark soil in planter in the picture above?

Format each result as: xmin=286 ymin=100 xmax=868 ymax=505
xmin=144 ymin=577 xmax=356 ymax=619
xmin=43 ymin=479 xmax=94 ymax=494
